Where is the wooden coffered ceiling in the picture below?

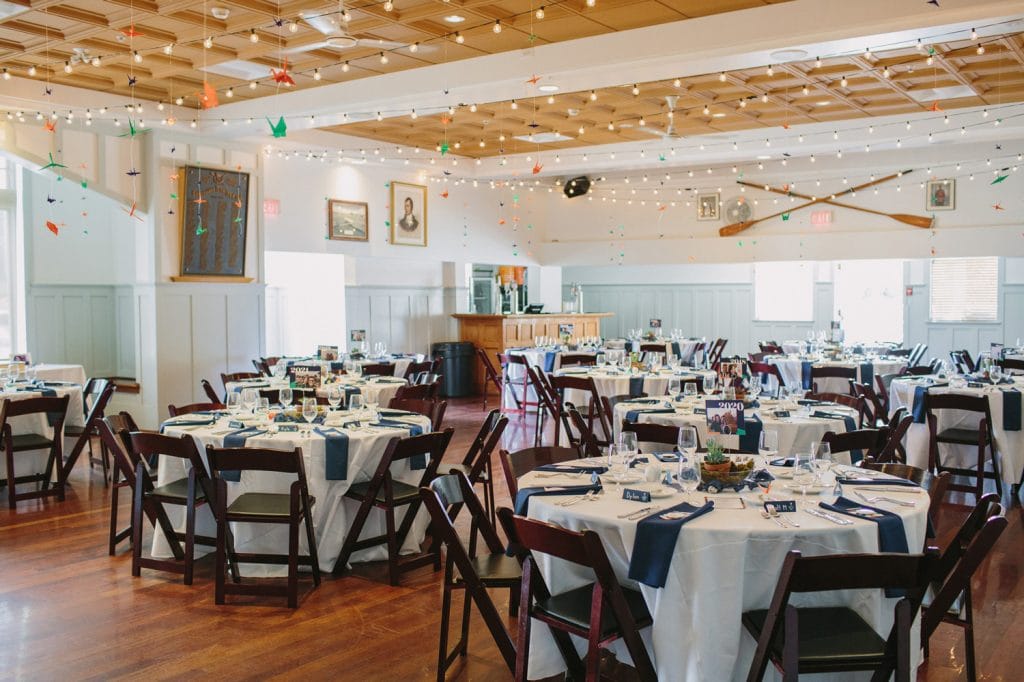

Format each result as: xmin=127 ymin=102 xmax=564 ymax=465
xmin=328 ymin=32 xmax=1024 ymax=157
xmin=0 ymin=0 xmax=790 ymax=103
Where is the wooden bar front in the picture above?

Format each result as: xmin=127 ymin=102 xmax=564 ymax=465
xmin=452 ymin=313 xmax=613 ymax=394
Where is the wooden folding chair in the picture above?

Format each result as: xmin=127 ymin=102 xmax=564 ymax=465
xmin=526 ymin=365 xmax=564 ymax=448
xmin=477 ymin=348 xmax=508 ymax=412
xmin=504 ymin=353 xmax=541 ymax=417
xmin=498 ymin=446 xmax=582 ymax=499
xmin=925 ymin=393 xmax=1002 ymax=502
xmin=859 ymin=459 xmax=951 ymax=540
xmin=821 ymin=427 xmax=888 ymax=464
xmin=96 ymin=413 xmax=149 ymax=555
xmin=221 ymin=371 xmax=260 ymax=395
xmin=201 ymin=378 xmax=223 ymax=403
xmin=206 ymin=445 xmax=321 ymax=608
xmin=387 ymin=397 xmax=447 ymax=431
xmin=511 ymin=514 xmax=657 ymax=681
xmin=361 ymin=363 xmax=397 ymax=377
xmin=394 ymin=383 xmax=434 ymax=401
xmin=62 ymin=379 xmax=116 ymax=483
xmin=421 ymin=474 xmax=519 ymax=680
xmin=333 ymin=429 xmax=453 ymax=584
xmin=622 ymin=421 xmax=684 ymax=452
xmin=559 ymin=353 xmax=597 ymax=368
xmin=874 ymin=408 xmax=911 ymax=464
xmin=810 ymin=366 xmax=857 ymax=395
xmin=0 ymin=395 xmax=70 ymax=508
xmin=743 ymin=550 xmax=938 ymax=682
xmin=167 ymin=402 xmax=225 ymax=417
xmin=550 ymin=375 xmax=612 ymax=448
xmin=129 ymin=432 xmax=217 ymax=585
xmin=749 ymin=362 xmax=787 ymax=397
xmin=445 ymin=409 xmax=508 ymax=527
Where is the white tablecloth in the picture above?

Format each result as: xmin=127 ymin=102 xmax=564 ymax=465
xmin=227 ymin=375 xmax=408 ymax=408
xmin=1 ymin=383 xmax=85 ymax=491
xmin=519 ymin=466 xmax=929 ymax=681
xmin=628 ymin=339 xmax=703 ymax=364
xmin=889 ymin=376 xmax=1024 ymax=485
xmin=769 ymin=357 xmax=907 ymax=394
xmin=158 ymin=410 xmax=433 ymax=574
xmin=556 ymin=368 xmax=716 ymax=409
xmin=613 ymin=398 xmax=858 ymax=461
xmin=280 ymin=356 xmax=416 ymax=379
xmin=32 ymin=363 xmax=87 ymax=385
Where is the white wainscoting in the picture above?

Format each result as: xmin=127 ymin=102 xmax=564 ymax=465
xmin=26 ymin=284 xmax=136 ymax=377
xmin=344 ymin=285 xmax=456 ymax=357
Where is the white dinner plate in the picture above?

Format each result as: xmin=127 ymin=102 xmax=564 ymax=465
xmin=601 ymin=472 xmax=642 ymax=485
xmin=784 ymin=483 xmax=830 ymax=494
xmin=637 ymin=484 xmax=676 ymax=498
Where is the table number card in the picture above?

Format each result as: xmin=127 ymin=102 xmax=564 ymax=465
xmin=649 ymin=318 xmax=662 ymax=330
xmin=623 ymin=488 xmax=652 ymax=503
xmin=278 ymin=424 xmax=299 ymax=432
xmin=706 ymin=399 xmax=744 ymax=449
xmin=318 ymin=345 xmax=339 ymax=361
xmin=292 ymin=367 xmax=322 ymax=389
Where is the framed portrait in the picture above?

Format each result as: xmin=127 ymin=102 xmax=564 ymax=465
xmin=697 ymin=192 xmax=720 ymax=221
xmin=926 ymin=179 xmax=955 ymax=211
xmin=327 ymin=199 xmax=368 ymax=241
xmin=390 ymin=181 xmax=428 ymax=246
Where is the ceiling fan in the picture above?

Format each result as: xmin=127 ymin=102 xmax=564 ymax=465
xmin=640 ymin=95 xmax=684 ymax=141
xmin=283 ymin=5 xmax=438 ymax=55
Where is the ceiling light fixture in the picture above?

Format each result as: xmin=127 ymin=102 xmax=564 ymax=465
xmin=454 ymin=32 xmax=464 ymax=43
xmin=444 ymin=14 xmax=465 ymax=23
xmin=493 ymin=20 xmax=501 ymax=33
xmin=535 ymin=6 xmax=545 ymax=19
xmin=250 ymin=29 xmax=259 ymax=43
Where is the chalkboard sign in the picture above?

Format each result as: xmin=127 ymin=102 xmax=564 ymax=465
xmin=178 ymin=166 xmax=250 ymax=278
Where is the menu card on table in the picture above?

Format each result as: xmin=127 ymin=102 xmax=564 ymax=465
xmin=317 ymin=345 xmax=339 ymax=361
xmin=290 ymin=365 xmax=322 ymax=388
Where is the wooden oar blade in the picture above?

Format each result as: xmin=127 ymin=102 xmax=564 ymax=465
xmin=891 ymin=214 xmax=933 ymax=228
xmin=719 ymin=220 xmax=755 ymax=236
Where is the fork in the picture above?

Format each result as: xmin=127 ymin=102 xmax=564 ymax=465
xmin=854 ymin=491 xmax=916 ymax=508
xmin=558 ymin=490 xmax=596 ymax=506
xmin=768 ymin=506 xmax=800 ymax=527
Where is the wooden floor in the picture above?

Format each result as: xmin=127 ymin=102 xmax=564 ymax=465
xmin=1 ymin=398 xmax=1022 ymax=681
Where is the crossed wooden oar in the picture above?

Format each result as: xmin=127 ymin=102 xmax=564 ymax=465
xmin=720 ymin=169 xmax=933 ymax=237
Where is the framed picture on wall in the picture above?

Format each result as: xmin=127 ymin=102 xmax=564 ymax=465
xmin=925 ymin=179 xmax=955 ymax=211
xmin=390 ymin=181 xmax=428 ymax=246
xmin=327 ymin=199 xmax=368 ymax=241
xmin=697 ymin=192 xmax=720 ymax=221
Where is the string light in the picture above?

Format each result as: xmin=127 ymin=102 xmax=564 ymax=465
xmin=535 ymin=6 xmax=545 ymax=19
xmin=288 ymin=20 xmax=299 ymax=33
xmin=590 ymin=90 xmax=597 ymax=101
xmin=27 ymin=65 xmax=36 ymax=76
xmin=91 ymin=56 xmax=102 ymax=67
xmin=469 ymin=103 xmax=477 ymax=112
xmin=249 ymin=81 xmax=257 ymax=89
xmin=203 ymin=36 xmax=213 ymax=49
xmin=342 ymin=61 xmax=350 ymax=72
xmin=225 ymin=87 xmax=233 ymax=98
xmin=63 ymin=61 xmax=72 ymax=74
xmin=673 ymin=78 xmax=681 ymax=87
xmin=313 ymin=68 xmax=321 ymax=80
xmin=766 ymin=64 xmax=774 ymax=76
xmin=586 ymin=0 xmax=596 ymax=6
xmin=631 ymin=84 xmax=639 ymax=95
xmin=1 ymin=69 xmax=8 ymax=80
xmin=163 ymin=44 xmax=174 ymax=55
xmin=250 ymin=29 xmax=259 ymax=43
xmin=384 ymin=0 xmax=393 ymax=10
xmin=410 ymin=42 xmax=419 ymax=53
xmin=815 ymin=56 xmax=822 ymax=68
xmin=510 ymin=99 xmax=518 ymax=109
xmin=380 ymin=52 xmax=388 ymax=64
xmin=840 ymin=76 xmax=848 ymax=87
xmin=455 ymin=32 xmax=464 ymax=43
xmin=493 ymin=20 xmax=502 ymax=33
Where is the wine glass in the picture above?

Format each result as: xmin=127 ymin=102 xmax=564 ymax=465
xmin=677 ymin=426 xmax=698 ymax=459
xmin=618 ymin=431 xmax=638 ymax=461
xmin=596 ymin=353 xmax=607 ymax=369
xmin=990 ymin=364 xmax=1004 ymax=384
xmin=793 ymin=450 xmax=815 ymax=496
xmin=366 ymin=396 xmax=379 ymax=423
xmin=226 ymin=391 xmax=241 ymax=415
xmin=703 ymin=374 xmax=717 ymax=397
xmin=301 ymin=397 xmax=318 ymax=430
xmin=668 ymin=378 xmax=681 ymax=400
xmin=326 ymin=386 xmax=342 ymax=413
xmin=677 ymin=448 xmax=701 ymax=501
xmin=351 ymin=362 xmax=363 ymax=379
xmin=279 ymin=387 xmax=293 ymax=410
xmin=813 ymin=441 xmax=833 ymax=485
xmin=241 ymin=388 xmax=258 ymax=415
xmin=759 ymin=429 xmax=779 ymax=468
xmin=607 ymin=351 xmax=619 ymax=370
xmin=348 ymin=394 xmax=365 ymax=415
xmin=607 ymin=445 xmax=627 ymax=486
xmin=683 ymin=382 xmax=698 ymax=400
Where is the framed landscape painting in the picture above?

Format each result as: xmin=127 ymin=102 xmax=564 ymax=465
xmin=390 ymin=181 xmax=428 ymax=246
xmin=327 ymin=199 xmax=369 ymax=241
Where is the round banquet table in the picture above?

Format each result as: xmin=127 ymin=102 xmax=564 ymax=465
xmin=158 ymin=409 xmax=433 ymax=575
xmin=227 ymin=374 xmax=408 ymax=407
xmin=628 ymin=339 xmax=704 ymax=365
xmin=517 ymin=465 xmax=930 ymax=681
xmin=278 ymin=355 xmax=417 ymax=379
xmin=1 ymin=382 xmax=85 ymax=492
xmin=555 ymin=367 xmax=717 ymax=407
xmin=889 ymin=375 xmax=1024 ymax=486
xmin=613 ymin=396 xmax=860 ymax=462
xmin=768 ymin=357 xmax=907 ymax=394
xmin=31 ymin=363 xmax=87 ymax=386
xmin=502 ymin=348 xmax=602 ymax=409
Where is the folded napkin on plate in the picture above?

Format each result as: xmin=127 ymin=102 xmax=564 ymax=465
xmin=379 ymin=408 xmax=418 ymax=418
xmin=628 ymin=501 xmax=714 ymax=588
xmin=535 ymin=462 xmax=608 ymax=474
xmin=513 ymin=483 xmax=602 ymax=515
xmin=220 ymin=427 xmax=268 ymax=482
xmin=652 ymin=451 xmax=679 ymax=463
xmin=625 ymin=405 xmax=674 ymax=423
xmin=623 ymin=398 xmax=660 ymax=405
xmin=834 ymin=475 xmax=919 ymax=487
xmin=1003 ymin=388 xmax=1021 ymax=431
xmin=820 ymin=496 xmax=909 ymax=595
xmin=159 ymin=415 xmax=217 ymax=433
xmin=627 ymin=457 xmax=650 ymax=468
xmin=796 ymin=399 xmax=831 ymax=406
xmin=314 ymin=427 xmax=350 ymax=480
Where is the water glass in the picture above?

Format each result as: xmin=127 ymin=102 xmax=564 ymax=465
xmin=241 ymin=388 xmax=258 ymax=414
xmin=348 ymin=394 xmax=365 ymax=413
xmin=326 ymin=386 xmax=342 ymax=412
xmin=683 ymin=382 xmax=698 ymax=400
xmin=677 ymin=451 xmax=701 ymax=500
xmin=301 ymin=397 xmax=318 ymax=428
xmin=990 ymin=365 xmax=1004 ymax=384
xmin=366 ymin=397 xmax=379 ymax=422
xmin=702 ymin=375 xmax=717 ymax=396
xmin=793 ymin=450 xmax=815 ymax=495
xmin=813 ymin=441 xmax=833 ymax=484
xmin=279 ymin=387 xmax=293 ymax=409
xmin=226 ymin=391 xmax=241 ymax=415
xmin=618 ymin=431 xmax=638 ymax=460
xmin=668 ymin=378 xmax=681 ymax=400
xmin=759 ymin=429 xmax=779 ymax=466
xmin=596 ymin=353 xmax=607 ymax=369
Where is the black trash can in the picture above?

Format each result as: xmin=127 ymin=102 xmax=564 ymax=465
xmin=431 ymin=341 xmax=476 ymax=397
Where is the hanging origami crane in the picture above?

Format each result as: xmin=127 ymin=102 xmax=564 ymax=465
xmin=200 ymin=81 xmax=219 ymax=109
xmin=39 ymin=153 xmax=66 ymax=172
xmin=267 ymin=117 xmax=287 ymax=138
xmin=46 ymin=220 xmax=61 ymax=235
xmin=271 ymin=59 xmax=296 ymax=87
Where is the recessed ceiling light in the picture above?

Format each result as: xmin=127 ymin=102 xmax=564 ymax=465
xmin=711 ymin=112 xmax=726 ymax=118
xmin=444 ymin=14 xmax=465 ymax=23
xmin=538 ymin=84 xmax=559 ymax=92
xmin=756 ymin=155 xmax=771 ymax=159
xmin=816 ymin=100 xmax=831 ymax=106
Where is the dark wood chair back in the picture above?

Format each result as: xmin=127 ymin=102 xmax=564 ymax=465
xmin=220 ymin=371 xmax=260 ymax=393
xmin=558 ymin=353 xmax=597 ymax=368
xmin=252 ymin=359 xmax=272 ymax=376
xmin=550 ymin=374 xmax=611 ymax=443
xmin=62 ymin=379 xmax=116 ymax=478
xmin=805 ymin=392 xmax=868 ymax=427
xmin=639 ymin=343 xmax=666 ymax=354
xmin=458 ymin=409 xmax=509 ymax=482
xmin=511 ymin=514 xmax=657 ymax=681
xmin=527 ymin=365 xmax=569 ymax=446
xmin=394 ymin=383 xmax=434 ymax=400
xmin=924 ymin=393 xmax=1000 ymax=500
xmin=746 ymin=549 xmax=937 ymax=682
xmin=403 ymin=359 xmax=435 ymax=379
xmin=821 ymin=427 xmax=888 ymax=463
xmin=749 ymin=361 xmax=787 ymax=396
xmin=903 ymin=365 xmax=934 ymax=376
xmin=167 ymin=402 xmax=224 ymax=417
xmin=707 ymin=338 xmax=728 ymax=366
xmin=129 ymin=431 xmax=211 ymax=491
xmin=860 ymin=459 xmax=951 ymax=538
xmin=361 ymin=363 xmax=397 ymax=377
xmin=852 ymin=381 xmax=886 ymax=426
xmin=0 ymin=394 xmax=71 ymax=507
xmin=873 ymin=408 xmax=911 ymax=463
xmin=386 ymin=397 xmax=446 ymax=431
xmin=498 ymin=446 xmax=581 ymax=498
xmin=477 ymin=347 xmax=504 ymax=398
xmin=999 ymin=357 xmax=1024 ymax=374
xmin=565 ymin=403 xmax=604 ymax=458
xmin=201 ymin=378 xmax=222 ymax=403
xmin=758 ymin=343 xmax=784 ymax=355
xmin=810 ymin=365 xmax=857 ymax=394
xmin=622 ymin=421 xmax=685 ymax=452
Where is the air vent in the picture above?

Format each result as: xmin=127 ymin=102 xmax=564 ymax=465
xmin=513 ymin=132 xmax=573 ymax=144
xmin=200 ymin=60 xmax=272 ymax=80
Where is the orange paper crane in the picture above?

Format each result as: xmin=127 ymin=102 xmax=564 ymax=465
xmin=43 ymin=119 xmax=56 ymax=133
xmin=526 ymin=74 xmax=541 ymax=85
xmin=45 ymin=220 xmax=61 ymax=235
xmin=121 ymin=24 xmax=144 ymax=38
xmin=271 ymin=59 xmax=296 ymax=87
xmin=532 ymin=162 xmax=543 ymax=174
xmin=122 ymin=201 xmax=144 ymax=221
xmin=199 ymin=81 xmax=219 ymax=109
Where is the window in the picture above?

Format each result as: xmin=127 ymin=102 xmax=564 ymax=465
xmin=754 ymin=261 xmax=813 ymax=321
xmin=929 ymin=257 xmax=998 ymax=323
xmin=833 ymin=260 xmax=904 ymax=344
xmin=0 ymin=158 xmax=16 ymax=357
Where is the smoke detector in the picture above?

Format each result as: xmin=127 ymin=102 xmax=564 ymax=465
xmin=211 ymin=6 xmax=230 ymax=19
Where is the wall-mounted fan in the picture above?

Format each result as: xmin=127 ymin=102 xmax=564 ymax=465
xmin=724 ymin=196 xmax=752 ymax=223
xmin=284 ymin=5 xmax=438 ymax=55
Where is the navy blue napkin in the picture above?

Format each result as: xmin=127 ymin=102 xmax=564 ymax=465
xmin=373 ymin=419 xmax=426 ymax=469
xmin=629 ymin=376 xmax=645 ymax=397
xmin=835 ymin=476 xmax=919 ymax=487
xmin=513 ymin=484 xmax=601 ymax=515
xmin=670 ymin=341 xmax=681 ymax=358
xmin=821 ymin=496 xmax=908 ymax=596
xmin=628 ymin=456 xmax=650 ymax=469
xmin=315 ymin=427 xmax=350 ymax=480
xmin=1003 ymin=389 xmax=1021 ymax=431
xmin=738 ymin=415 xmax=763 ymax=454
xmin=859 ymin=362 xmax=875 ymax=388
xmin=544 ymin=351 xmax=557 ymax=372
xmin=911 ymin=385 xmax=928 ymax=423
xmin=625 ymin=406 xmax=674 ymax=423
xmin=220 ymin=427 xmax=267 ymax=482
xmin=331 ymin=361 xmax=346 ymax=373
xmin=628 ymin=501 xmax=714 ymax=588
xmin=801 ymin=361 xmax=813 ymax=390
xmin=379 ymin=408 xmax=418 ymax=418
xmin=159 ymin=416 xmax=217 ymax=433
xmin=536 ymin=463 xmax=608 ymax=474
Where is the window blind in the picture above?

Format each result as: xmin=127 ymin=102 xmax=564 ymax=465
xmin=929 ymin=257 xmax=998 ymax=323
xmin=754 ymin=261 xmax=813 ymax=321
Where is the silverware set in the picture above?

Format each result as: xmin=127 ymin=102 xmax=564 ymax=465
xmin=761 ymin=506 xmax=800 ymax=528
xmin=853 ymin=491 xmax=917 ymax=508
xmin=617 ymin=506 xmax=659 ymax=520
xmin=803 ymin=508 xmax=854 ymax=525
xmin=557 ymin=489 xmax=603 ymax=506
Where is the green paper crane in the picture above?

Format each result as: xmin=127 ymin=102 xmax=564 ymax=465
xmin=781 ymin=212 xmax=791 ymax=221
xmin=992 ymin=174 xmax=1009 ymax=185
xmin=39 ymin=153 xmax=66 ymax=172
xmin=440 ymin=141 xmax=450 ymax=156
xmin=118 ymin=119 xmax=140 ymax=138
xmin=267 ymin=116 xmax=287 ymax=138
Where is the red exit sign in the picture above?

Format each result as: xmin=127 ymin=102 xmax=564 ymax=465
xmin=810 ymin=210 xmax=832 ymax=226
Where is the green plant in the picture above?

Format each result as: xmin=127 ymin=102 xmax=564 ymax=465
xmin=705 ymin=439 xmax=727 ymax=464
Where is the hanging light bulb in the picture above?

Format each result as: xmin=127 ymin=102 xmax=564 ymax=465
xmin=455 ymin=32 xmax=464 ymax=44
xmin=157 ymin=101 xmax=165 ymax=111
xmin=510 ymin=99 xmax=517 ymax=109
xmin=249 ymin=81 xmax=257 ymax=89
xmin=761 ymin=93 xmax=768 ymax=103
xmin=702 ymin=105 xmax=710 ymax=115
xmin=379 ymin=52 xmax=388 ymax=64
xmin=226 ymin=87 xmax=233 ymax=98
xmin=673 ymin=78 xmax=681 ymax=87
xmin=535 ymin=6 xmax=545 ymax=19
xmin=63 ymin=61 xmax=72 ymax=74
xmin=175 ymin=96 xmax=184 ymax=105
xmin=970 ymin=27 xmax=978 ymax=40
xmin=411 ymin=109 xmax=417 ymax=119
xmin=493 ymin=19 xmax=501 ymax=33
xmin=288 ymin=20 xmax=299 ymax=33
xmin=163 ymin=43 xmax=174 ymax=55
xmin=578 ymin=125 xmax=585 ymax=135
xmin=341 ymin=10 xmax=350 ymax=22
xmin=1 ymin=69 xmax=8 ymax=80
xmin=203 ymin=36 xmax=213 ymax=48
xmin=342 ymin=61 xmax=350 ymax=72
xmin=976 ymin=45 xmax=985 ymax=55
xmin=27 ymin=65 xmax=36 ymax=76
xmin=546 ymin=95 xmax=554 ymax=104
xmin=586 ymin=0 xmax=595 ymax=7
xmin=384 ymin=0 xmax=394 ymax=10
xmin=766 ymin=64 xmax=774 ymax=76
xmin=469 ymin=103 xmax=477 ymax=112
xmin=409 ymin=42 xmax=419 ymax=53
xmin=739 ymin=98 xmax=747 ymax=108
xmin=631 ymin=83 xmax=639 ymax=96
xmin=607 ymin=121 xmax=614 ymax=130
xmin=802 ymin=85 xmax=809 ymax=95
xmin=313 ymin=68 xmax=321 ymax=81
xmin=590 ymin=90 xmax=597 ymax=101
xmin=91 ymin=56 xmax=101 ymax=67
xmin=815 ymin=56 xmax=822 ymax=68
xmin=863 ymin=47 xmax=872 ymax=59
xmin=250 ymin=29 xmax=259 ymax=43
xmin=840 ymin=75 xmax=848 ymax=87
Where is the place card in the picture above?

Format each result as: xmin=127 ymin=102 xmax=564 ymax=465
xmin=622 ymin=488 xmax=652 ymax=503
xmin=765 ymin=500 xmax=797 ymax=513
xmin=278 ymin=424 xmax=299 ymax=432
xmin=772 ymin=410 xmax=791 ymax=418
xmin=228 ymin=420 xmax=245 ymax=429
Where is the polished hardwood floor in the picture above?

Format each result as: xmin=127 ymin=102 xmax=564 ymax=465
xmin=0 ymin=398 xmax=1021 ymax=680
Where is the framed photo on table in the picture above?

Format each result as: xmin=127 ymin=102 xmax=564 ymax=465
xmin=327 ymin=199 xmax=368 ymax=241
xmin=390 ymin=181 xmax=428 ymax=246
xmin=697 ymin=192 xmax=720 ymax=221
xmin=926 ymin=179 xmax=955 ymax=211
